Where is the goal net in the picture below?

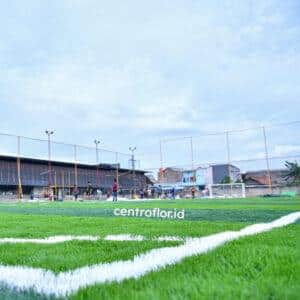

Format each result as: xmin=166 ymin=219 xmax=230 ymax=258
xmin=208 ymin=183 xmax=246 ymax=198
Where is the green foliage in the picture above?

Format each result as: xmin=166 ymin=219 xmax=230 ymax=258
xmin=221 ymin=176 xmax=232 ymax=184
xmin=285 ymin=161 xmax=300 ymax=184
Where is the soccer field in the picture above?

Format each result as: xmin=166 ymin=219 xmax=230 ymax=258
xmin=0 ymin=197 xmax=299 ymax=299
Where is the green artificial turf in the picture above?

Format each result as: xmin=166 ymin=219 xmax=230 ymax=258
xmin=0 ymin=240 xmax=180 ymax=273
xmin=0 ymin=197 xmax=298 ymax=299
xmin=1 ymin=196 xmax=300 ymax=210
xmin=0 ymin=214 xmax=245 ymax=238
xmin=75 ymin=224 xmax=299 ymax=300
xmin=0 ymin=197 xmax=299 ymax=222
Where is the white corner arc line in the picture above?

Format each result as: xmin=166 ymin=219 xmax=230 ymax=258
xmin=0 ymin=212 xmax=299 ymax=298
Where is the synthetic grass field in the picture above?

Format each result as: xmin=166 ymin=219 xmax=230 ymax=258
xmin=0 ymin=197 xmax=299 ymax=299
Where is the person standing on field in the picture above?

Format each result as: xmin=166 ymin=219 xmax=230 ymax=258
xmin=112 ymin=178 xmax=118 ymax=202
xmin=191 ymin=186 xmax=196 ymax=199
xmin=171 ymin=187 xmax=176 ymax=199
xmin=74 ymin=186 xmax=79 ymax=201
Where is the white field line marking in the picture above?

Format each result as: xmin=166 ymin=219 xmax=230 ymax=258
xmin=104 ymin=235 xmax=183 ymax=242
xmin=104 ymin=234 xmax=145 ymax=241
xmin=155 ymin=236 xmax=183 ymax=242
xmin=0 ymin=235 xmax=183 ymax=244
xmin=0 ymin=212 xmax=299 ymax=298
xmin=0 ymin=236 xmax=100 ymax=244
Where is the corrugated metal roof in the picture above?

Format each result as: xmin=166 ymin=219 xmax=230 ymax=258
xmin=0 ymin=154 xmax=145 ymax=173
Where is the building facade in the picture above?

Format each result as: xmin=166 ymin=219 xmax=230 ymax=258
xmin=157 ymin=167 xmax=183 ymax=184
xmin=0 ymin=155 xmax=148 ymax=197
xmin=243 ymin=169 xmax=289 ymax=186
xmin=206 ymin=164 xmax=241 ymax=185
xmin=182 ymin=168 xmax=206 ymax=186
xmin=157 ymin=164 xmax=241 ymax=188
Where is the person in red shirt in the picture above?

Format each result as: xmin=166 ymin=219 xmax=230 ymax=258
xmin=191 ymin=186 xmax=196 ymax=199
xmin=112 ymin=178 xmax=118 ymax=202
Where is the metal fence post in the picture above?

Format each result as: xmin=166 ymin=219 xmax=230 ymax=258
xmin=74 ymin=145 xmax=78 ymax=188
xmin=17 ymin=136 xmax=22 ymax=201
xmin=225 ymin=131 xmax=233 ymax=196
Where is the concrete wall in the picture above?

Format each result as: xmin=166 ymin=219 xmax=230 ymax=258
xmin=245 ymin=185 xmax=300 ymax=197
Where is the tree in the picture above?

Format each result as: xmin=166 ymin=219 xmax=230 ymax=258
xmin=221 ymin=176 xmax=231 ymax=184
xmin=284 ymin=161 xmax=300 ymax=184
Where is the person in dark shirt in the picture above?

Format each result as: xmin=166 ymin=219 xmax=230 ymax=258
xmin=112 ymin=178 xmax=118 ymax=202
xmin=139 ymin=189 xmax=144 ymax=199
xmin=171 ymin=187 xmax=175 ymax=199
xmin=74 ymin=186 xmax=79 ymax=201
xmin=86 ymin=181 xmax=93 ymax=198
xmin=157 ymin=185 xmax=162 ymax=198
xmin=151 ymin=188 xmax=155 ymax=198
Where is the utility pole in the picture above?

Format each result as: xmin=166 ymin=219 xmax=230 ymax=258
xmin=94 ymin=140 xmax=100 ymax=189
xmin=129 ymin=147 xmax=136 ymax=198
xmin=45 ymin=130 xmax=54 ymax=200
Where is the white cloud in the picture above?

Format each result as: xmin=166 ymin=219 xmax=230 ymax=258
xmin=274 ymin=145 xmax=300 ymax=156
xmin=0 ymin=0 xmax=300 ymax=170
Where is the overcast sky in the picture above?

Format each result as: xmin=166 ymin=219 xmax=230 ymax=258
xmin=0 ymin=0 xmax=300 ymax=171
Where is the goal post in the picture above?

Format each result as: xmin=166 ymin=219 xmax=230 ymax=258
xmin=208 ymin=183 xmax=246 ymax=199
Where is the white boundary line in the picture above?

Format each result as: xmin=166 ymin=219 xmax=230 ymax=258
xmin=104 ymin=234 xmax=145 ymax=241
xmin=0 ymin=236 xmax=100 ymax=244
xmin=0 ymin=212 xmax=299 ymax=297
xmin=0 ymin=235 xmax=183 ymax=244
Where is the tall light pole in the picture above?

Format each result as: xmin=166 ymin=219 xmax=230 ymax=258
xmin=262 ymin=126 xmax=272 ymax=193
xmin=226 ymin=131 xmax=233 ymax=196
xmin=190 ymin=136 xmax=195 ymax=187
xmin=45 ymin=130 xmax=54 ymax=199
xmin=94 ymin=140 xmax=100 ymax=189
xmin=159 ymin=140 xmax=164 ymax=183
xmin=129 ymin=147 xmax=136 ymax=197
